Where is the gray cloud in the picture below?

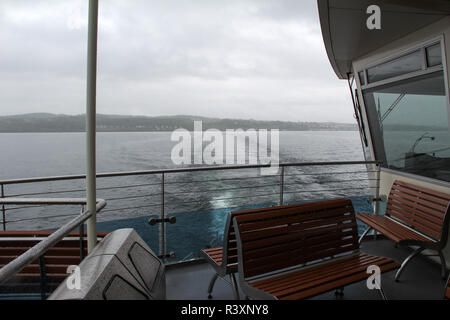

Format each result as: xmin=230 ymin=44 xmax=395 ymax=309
xmin=0 ymin=0 xmax=354 ymax=122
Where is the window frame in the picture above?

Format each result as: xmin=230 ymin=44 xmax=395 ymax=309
xmin=358 ymin=37 xmax=448 ymax=92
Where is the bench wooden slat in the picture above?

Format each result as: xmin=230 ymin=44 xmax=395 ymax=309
xmin=238 ymin=206 xmax=352 ymax=233
xmin=388 ymin=197 xmax=445 ymax=223
xmin=0 ymin=255 xmax=81 ymax=265
xmin=388 ymin=200 xmax=444 ymax=226
xmin=0 ymin=230 xmax=109 ymax=237
xmin=388 ymin=200 xmax=445 ymax=236
xmin=244 ymin=229 xmax=356 ymax=261
xmin=393 ymin=180 xmax=450 ymax=202
xmin=390 ymin=188 xmax=448 ymax=213
xmin=0 ymin=247 xmax=87 ymax=256
xmin=0 ymin=239 xmax=91 ymax=248
xmin=1 ymin=264 xmax=70 ymax=275
xmin=240 ymin=214 xmax=356 ymax=244
xmin=278 ymin=260 xmax=398 ymax=300
xmin=266 ymin=255 xmax=392 ymax=297
xmin=243 ymin=237 xmax=358 ymax=271
xmin=236 ymin=199 xmax=351 ymax=224
xmin=14 ymin=274 xmax=68 ymax=279
xmin=244 ymin=244 xmax=360 ymax=279
xmin=253 ymin=253 xmax=382 ymax=291
xmin=387 ymin=208 xmax=442 ymax=240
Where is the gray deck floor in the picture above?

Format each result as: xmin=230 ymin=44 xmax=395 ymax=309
xmin=165 ymin=238 xmax=447 ymax=300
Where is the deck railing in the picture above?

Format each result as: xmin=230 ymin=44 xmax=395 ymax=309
xmin=0 ymin=161 xmax=380 ymax=263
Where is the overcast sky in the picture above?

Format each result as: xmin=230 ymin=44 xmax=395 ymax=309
xmin=0 ymin=0 xmax=355 ymax=123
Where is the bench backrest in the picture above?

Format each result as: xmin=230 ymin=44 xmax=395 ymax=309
xmin=233 ymin=198 xmax=359 ymax=279
xmin=222 ymin=203 xmax=325 ymax=268
xmin=386 ymin=180 xmax=450 ymax=241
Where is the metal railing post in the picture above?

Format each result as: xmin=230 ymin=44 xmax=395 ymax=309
xmin=1 ymin=184 xmax=6 ymax=231
xmin=159 ymin=173 xmax=166 ymax=261
xmin=79 ymin=205 xmax=85 ymax=261
xmin=374 ymin=164 xmax=381 ymax=240
xmin=374 ymin=164 xmax=381 ymax=215
xmin=85 ymin=0 xmax=99 ymax=254
xmin=279 ymin=166 xmax=285 ymax=205
xmin=38 ymin=255 xmax=47 ymax=300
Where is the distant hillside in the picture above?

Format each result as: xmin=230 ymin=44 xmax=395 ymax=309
xmin=0 ymin=113 xmax=357 ymax=132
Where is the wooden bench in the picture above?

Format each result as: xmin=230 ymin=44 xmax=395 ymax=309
xmin=200 ymin=202 xmax=315 ymax=299
xmin=0 ymin=230 xmax=108 ymax=279
xmin=232 ymin=198 xmax=399 ymax=300
xmin=356 ymin=180 xmax=450 ymax=281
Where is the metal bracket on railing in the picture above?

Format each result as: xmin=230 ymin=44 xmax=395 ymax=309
xmin=148 ymin=216 xmax=176 ymax=226
xmin=367 ymin=194 xmax=387 ymax=204
xmin=158 ymin=252 xmax=176 ymax=259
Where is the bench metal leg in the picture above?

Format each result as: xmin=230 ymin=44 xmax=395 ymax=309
xmin=377 ymin=285 xmax=387 ymax=300
xmin=395 ymin=247 xmax=425 ymax=282
xmin=437 ymin=250 xmax=448 ymax=280
xmin=207 ymin=273 xmax=218 ymax=299
xmin=358 ymin=226 xmax=372 ymax=244
xmin=230 ymin=273 xmax=240 ymax=300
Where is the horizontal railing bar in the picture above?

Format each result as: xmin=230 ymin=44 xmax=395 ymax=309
xmin=283 ymin=170 xmax=378 ymax=177
xmin=7 ymin=189 xmax=86 ymax=198
xmin=0 ymin=161 xmax=380 ymax=185
xmin=167 ymin=179 xmax=376 ymax=196
xmin=165 ymin=170 xmax=377 ymax=185
xmin=105 ymin=193 xmax=162 ymax=201
xmin=164 ymin=179 xmax=375 ymax=196
xmin=5 ymin=213 xmax=82 ymax=224
xmin=97 ymin=183 xmax=161 ymax=191
xmin=3 ymin=205 xmax=57 ymax=212
xmin=165 ymin=187 xmax=374 ymax=207
xmin=7 ymin=182 xmax=162 ymax=198
xmin=283 ymin=186 xmax=376 ymax=194
xmin=0 ymin=199 xmax=106 ymax=285
xmin=165 ymin=192 xmax=279 ymax=206
xmin=0 ymin=198 xmax=90 ymax=206
xmin=164 ymin=175 xmax=279 ymax=185
xmin=168 ymin=204 xmax=274 ymax=216
xmin=165 ymin=183 xmax=281 ymax=196
xmin=101 ymin=203 xmax=162 ymax=213
xmin=283 ymin=179 xmax=377 ymax=185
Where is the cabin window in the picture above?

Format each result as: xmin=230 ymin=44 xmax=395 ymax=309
xmin=366 ymin=50 xmax=423 ymax=83
xmin=363 ymin=70 xmax=450 ymax=181
xmin=358 ymin=71 xmax=366 ymax=86
xmin=426 ymin=43 xmax=442 ymax=67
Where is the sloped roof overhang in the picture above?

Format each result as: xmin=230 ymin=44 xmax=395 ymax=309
xmin=318 ymin=0 xmax=450 ymax=79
